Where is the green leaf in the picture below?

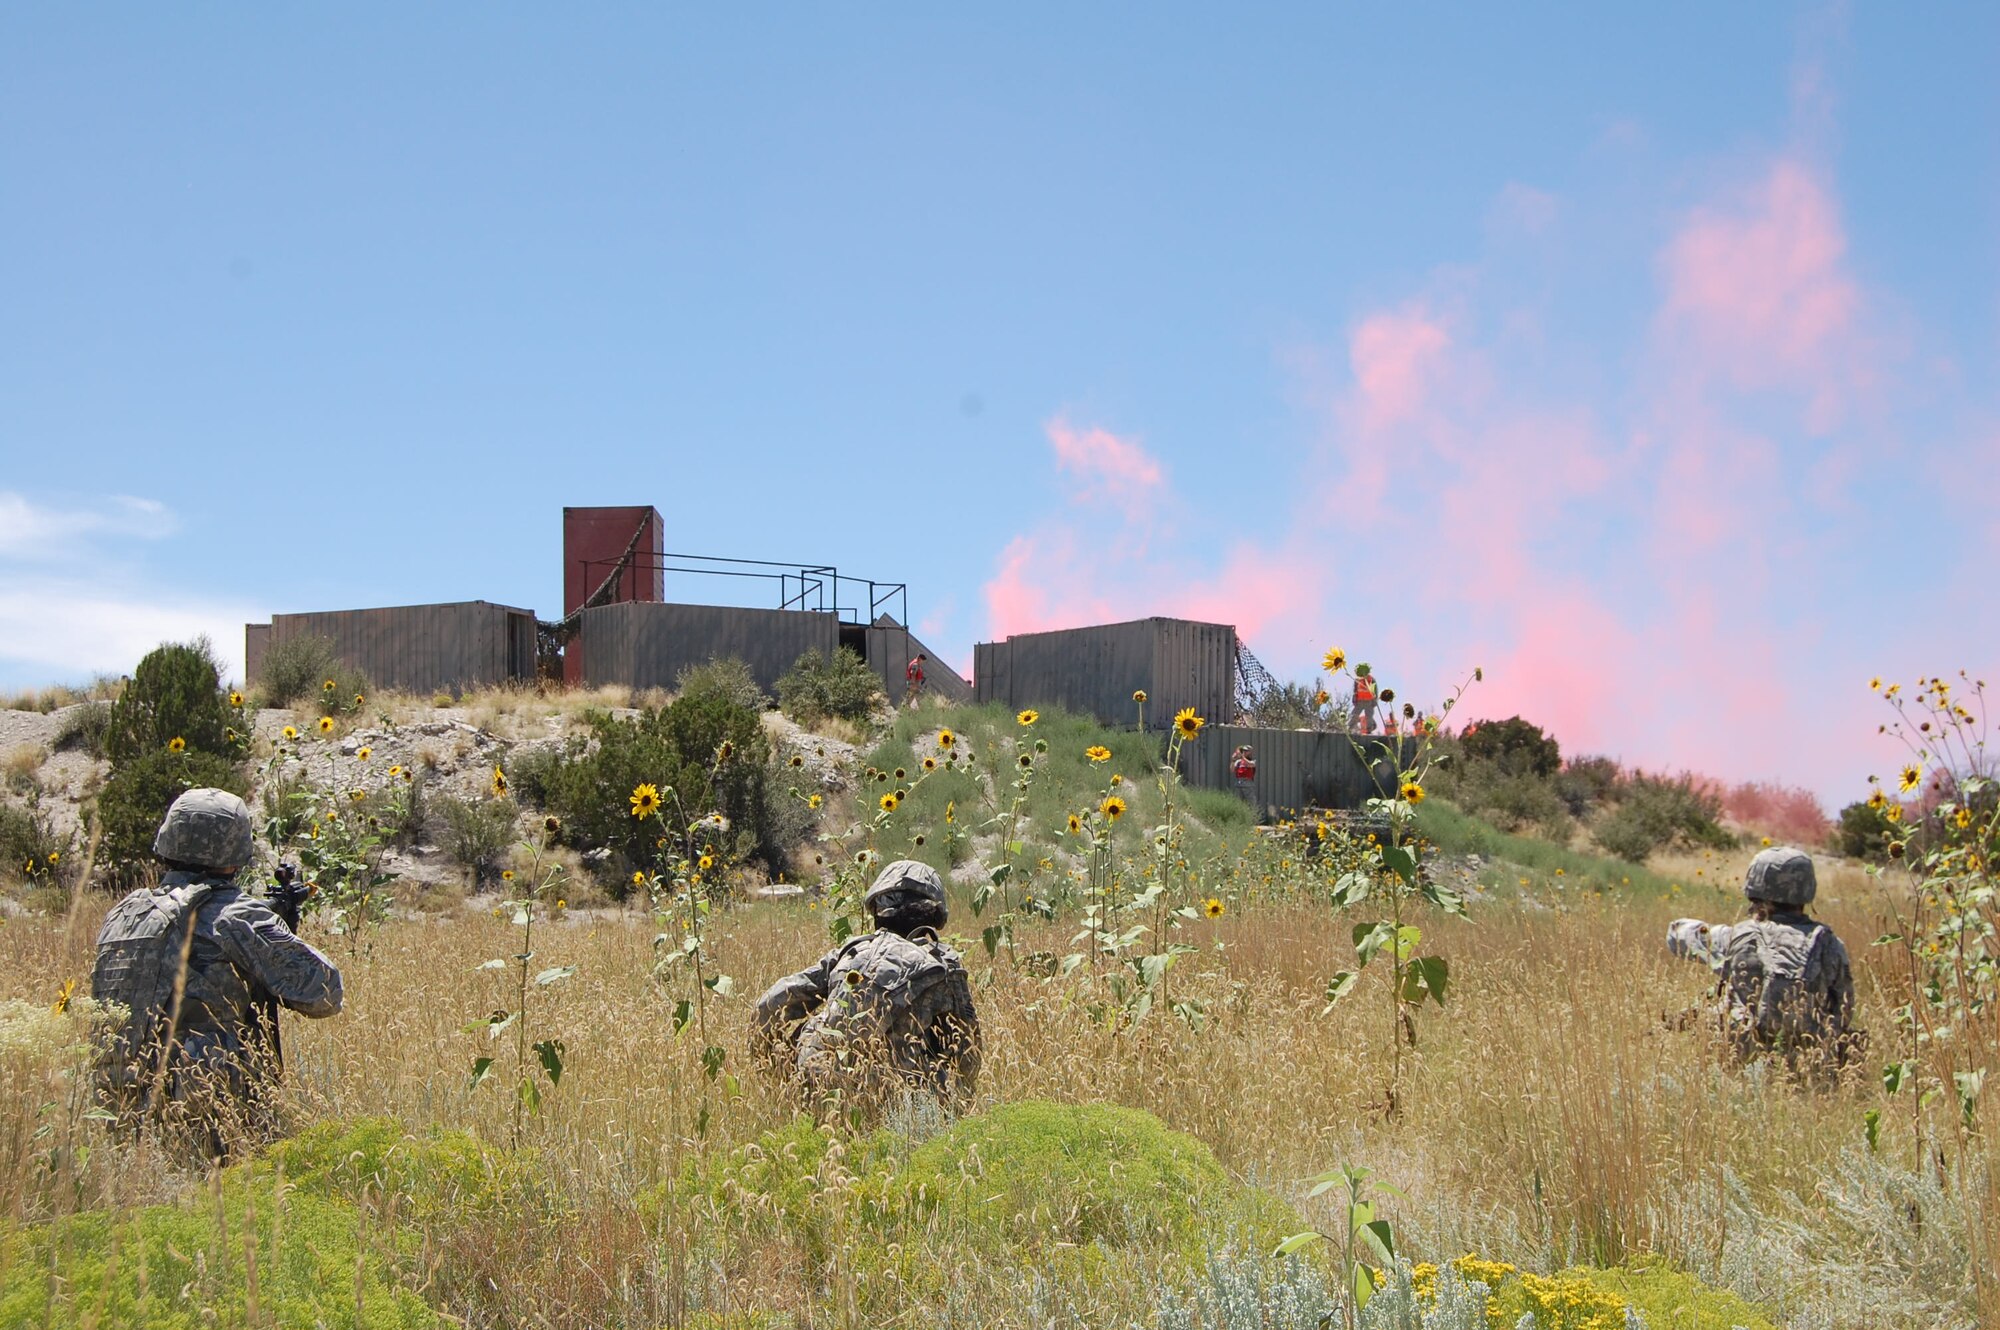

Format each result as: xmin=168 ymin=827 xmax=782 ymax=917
xmin=702 ymin=1045 xmax=727 ymax=1081
xmin=1380 ymin=844 xmax=1417 ymax=885
xmin=1332 ymin=872 xmax=1372 ymax=908
xmin=1360 ymin=1218 xmax=1395 ymax=1266
xmin=535 ymin=965 xmax=577 ymax=986
xmin=1322 ymin=971 xmax=1359 ymax=1008
xmin=1873 ymin=933 xmax=1905 ymax=946
xmin=517 ymin=1076 xmax=541 ymax=1114
xmin=1353 ymin=922 xmax=1396 ymax=968
xmin=1863 ymin=1108 xmax=1882 ymax=1153
xmin=1272 ymin=1231 xmax=1326 ymax=1257
xmin=1400 ymin=956 xmax=1450 ymax=1006
xmin=1885 ymin=1061 xmax=1913 ymax=1094
xmin=981 ymin=923 xmax=1005 ymax=958
xmin=706 ymin=973 xmax=737 ymax=998
xmin=989 ymin=863 xmax=1013 ymax=887
xmin=1394 ymin=924 xmax=1421 ymax=961
xmin=1006 ymin=839 xmax=1025 ymax=858
xmin=1352 ymin=1263 xmax=1375 ymax=1312
xmin=1138 ymin=952 xmax=1173 ymax=989
xmin=468 ymin=1056 xmax=495 ymax=1090
xmin=672 ymin=999 xmax=693 ymax=1036
xmin=533 ymin=1038 xmax=564 ymax=1087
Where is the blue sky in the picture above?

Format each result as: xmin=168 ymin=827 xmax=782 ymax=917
xmin=3 ymin=6 xmax=1994 ymax=804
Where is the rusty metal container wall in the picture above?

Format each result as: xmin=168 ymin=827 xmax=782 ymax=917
xmin=562 ymin=506 xmax=665 ymax=685
xmin=1186 ymin=725 xmax=1412 ymax=818
xmin=244 ymin=624 xmax=271 ymax=687
xmin=260 ymin=601 xmax=533 ymax=696
xmin=579 ymin=602 xmax=839 ymax=695
xmin=1152 ymin=619 xmax=1236 ymax=729
xmin=972 ymin=618 xmax=1234 ymax=729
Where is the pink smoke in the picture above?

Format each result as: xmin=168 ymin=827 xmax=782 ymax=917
xmin=1046 ymin=416 xmax=1166 ymax=519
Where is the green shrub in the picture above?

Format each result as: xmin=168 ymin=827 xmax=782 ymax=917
xmin=103 ymin=639 xmax=240 ymax=766
xmin=1186 ymin=787 xmax=1257 ymax=832
xmin=432 ymin=793 xmax=517 ymax=885
xmin=542 ymin=693 xmax=786 ymax=892
xmin=266 ymin=1115 xmax=534 ymax=1222
xmin=1833 ymin=799 xmax=1891 ymax=862
xmin=0 ymin=1163 xmax=440 ymax=1328
xmin=256 ymin=633 xmax=372 ymax=714
xmin=1578 ymin=1257 xmax=1776 ymax=1329
xmin=502 ymin=744 xmax=563 ymax=809
xmin=776 ymin=647 xmax=882 ymax=727
xmin=1459 ymin=716 xmax=1562 ymax=777
xmin=677 ymin=656 xmax=769 ymax=713
xmin=0 ymin=798 xmax=76 ymax=893
xmin=1554 ymin=755 xmax=1621 ymax=817
xmin=898 ymin=1100 xmax=1296 ymax=1256
xmin=51 ymin=701 xmax=113 ymax=758
xmin=1593 ymin=774 xmax=1732 ymax=864
xmin=96 ymin=748 xmax=247 ymax=880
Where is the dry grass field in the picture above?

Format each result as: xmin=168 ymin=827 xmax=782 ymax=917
xmin=0 ymin=862 xmax=1989 ymax=1328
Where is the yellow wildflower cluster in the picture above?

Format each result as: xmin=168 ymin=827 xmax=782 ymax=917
xmin=1397 ymin=1255 xmax=1632 ymax=1330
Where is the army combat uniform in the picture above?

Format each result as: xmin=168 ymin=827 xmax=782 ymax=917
xmin=93 ymin=788 xmax=343 ymax=1152
xmin=754 ymin=861 xmax=980 ymax=1114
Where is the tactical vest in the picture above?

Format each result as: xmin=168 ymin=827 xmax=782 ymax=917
xmin=797 ymin=930 xmax=963 ymax=1080
xmin=91 ymin=879 xmax=218 ymax=1101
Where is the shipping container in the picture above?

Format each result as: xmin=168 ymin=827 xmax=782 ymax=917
xmin=974 ymin=617 xmax=1235 ymax=730
xmin=1182 ymin=724 xmax=1413 ymax=819
xmin=246 ymin=601 xmax=537 ymax=697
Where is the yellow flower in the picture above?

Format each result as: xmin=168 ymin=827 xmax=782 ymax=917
xmin=1322 ymin=647 xmax=1347 ymax=673
xmin=555 ymin=898 xmax=565 ymax=909
xmin=356 ymin=746 xmax=372 ymax=761
xmin=1313 ymin=689 xmax=1330 ymax=706
xmin=1066 ymin=814 xmax=1082 ymax=835
xmin=1086 ymin=745 xmax=1111 ymax=763
xmin=632 ymin=870 xmax=646 ymax=886
xmin=1111 ymin=773 xmax=1123 ymax=786
xmin=318 ymin=716 xmax=335 ymax=734
xmin=1017 ymin=709 xmax=1039 ymax=727
xmin=228 ymin=690 xmax=244 ymax=708
xmin=789 ymin=754 xmax=804 ymax=768
xmin=922 ymin=756 xmax=938 ymax=772
xmin=1132 ymin=689 xmax=1147 ymax=704
xmin=1870 ymin=676 xmax=1882 ymax=691
xmin=880 ymin=792 xmax=899 ymax=812
xmin=699 ymin=854 xmax=715 ymax=871
xmin=389 ymin=764 xmax=404 ymax=777
xmin=1399 ymin=781 xmax=1425 ymax=804
xmin=937 ymin=728 xmax=956 ymax=750
xmin=46 ymin=851 xmax=59 ymax=865
xmin=1203 ymin=897 xmax=1225 ymax=919
xmin=1886 ymin=804 xmax=1904 ymax=823
xmin=1867 ymin=790 xmax=1887 ymax=810
xmin=1174 ymin=708 xmax=1204 ymax=739
xmin=1761 ymin=836 xmax=1772 ymax=846
xmin=1966 ymin=853 xmax=1984 ymax=873
xmin=630 ymin=783 xmax=662 ymax=818
xmin=1900 ymin=765 xmax=1921 ymax=793
xmin=167 ymin=736 xmax=186 ymax=752
xmin=282 ymin=725 xmax=299 ymax=740
xmin=715 ymin=740 xmax=735 ymax=764
xmin=1100 ymin=794 xmax=1127 ymax=821
xmin=348 ymin=788 xmax=366 ymax=801
xmin=501 ymin=869 xmax=515 ymax=881
xmin=944 ymin=800 xmax=955 ymax=824
xmin=354 ymin=693 xmax=365 ymax=706
xmin=807 ymin=793 xmax=823 ymax=810
xmin=1955 ymin=808 xmax=1973 ymax=830
xmin=323 ymin=679 xmax=336 ymax=692
xmin=51 ymin=978 xmax=76 ymax=1015
xmin=490 ymin=765 xmax=508 ymax=797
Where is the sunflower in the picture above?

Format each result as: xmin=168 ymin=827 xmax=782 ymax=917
xmin=51 ymin=978 xmax=76 ymax=1016
xmin=807 ymin=793 xmax=824 ymax=810
xmin=630 ymin=783 xmax=662 ymax=818
xmin=167 ymin=736 xmax=186 ymax=752
xmin=389 ymin=764 xmax=404 ymax=777
xmin=228 ymin=690 xmax=244 ymax=708
xmin=501 ymin=869 xmax=515 ymax=882
xmin=880 ymin=792 xmax=899 ymax=812
xmin=318 ymin=716 xmax=335 ymax=734
xmin=348 ymin=788 xmax=366 ymax=801
xmin=490 ymin=765 xmax=508 ymax=797
xmin=1018 ymin=753 xmax=1033 ymax=769
xmin=631 ymin=870 xmax=646 ymax=887
xmin=46 ymin=851 xmax=59 ymax=865
xmin=789 ymin=754 xmax=804 ymax=768
xmin=1955 ymin=808 xmax=1973 ymax=830
xmin=1322 ymin=648 xmax=1347 ymax=673
xmin=1313 ymin=689 xmax=1330 ymax=707
xmin=1399 ymin=781 xmax=1426 ymax=804
xmin=699 ymin=854 xmax=715 ymax=872
xmin=1886 ymin=804 xmax=1904 ymax=824
xmin=1761 ymin=836 xmax=1772 ymax=847
xmin=1174 ymin=708 xmax=1205 ymax=739
xmin=1066 ymin=813 xmax=1082 ymax=835
xmin=1086 ymin=745 xmax=1111 ymax=763
xmin=282 ymin=725 xmax=299 ymax=741
xmin=937 ymin=728 xmax=956 ymax=750
xmin=1132 ymin=689 xmax=1147 ymax=704
xmin=1110 ymin=773 xmax=1123 ymax=786
xmin=323 ymin=679 xmax=336 ymax=692
xmin=1100 ymin=794 xmax=1127 ymax=821
xmin=715 ymin=740 xmax=735 ymax=764
xmin=1202 ymin=897 xmax=1225 ymax=919
xmin=922 ymin=756 xmax=938 ymax=772
xmin=894 ymin=767 xmax=907 ymax=779
xmin=1869 ymin=676 xmax=1882 ymax=691
xmin=1017 ymin=709 xmax=1039 ymax=726
xmin=944 ymin=800 xmax=954 ymax=824
xmin=1900 ymin=765 xmax=1921 ymax=793
xmin=356 ymin=746 xmax=372 ymax=761
xmin=1866 ymin=790 xmax=1886 ymax=810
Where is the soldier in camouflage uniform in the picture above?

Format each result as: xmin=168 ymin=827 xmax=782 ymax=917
xmin=753 ymin=860 xmax=980 ymax=1116
xmin=1668 ymin=846 xmax=1856 ymax=1073
xmin=91 ymin=788 xmax=343 ymax=1154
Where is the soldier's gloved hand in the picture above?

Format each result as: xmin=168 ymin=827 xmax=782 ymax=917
xmin=269 ymin=863 xmax=312 ymax=932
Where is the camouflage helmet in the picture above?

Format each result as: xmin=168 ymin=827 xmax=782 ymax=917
xmin=1743 ymin=846 xmax=1816 ymax=906
xmin=863 ymin=859 xmax=947 ymax=918
xmin=153 ymin=787 xmax=255 ymax=872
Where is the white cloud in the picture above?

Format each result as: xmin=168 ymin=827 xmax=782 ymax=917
xmin=0 ymin=490 xmax=179 ymax=561
xmin=0 ymin=578 xmax=257 ymax=689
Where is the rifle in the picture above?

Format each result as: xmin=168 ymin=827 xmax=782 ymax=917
xmin=261 ymin=863 xmax=315 ymax=1074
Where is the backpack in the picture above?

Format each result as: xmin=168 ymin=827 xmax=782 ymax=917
xmin=1743 ymin=920 xmax=1833 ymax=1047
xmin=799 ymin=931 xmax=963 ymax=1073
xmin=91 ymin=880 xmax=218 ymax=1101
